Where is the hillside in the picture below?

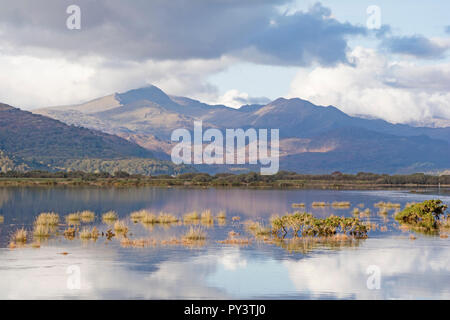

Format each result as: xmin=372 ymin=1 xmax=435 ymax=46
xmin=0 ymin=103 xmax=189 ymax=175
xmin=34 ymin=86 xmax=450 ymax=174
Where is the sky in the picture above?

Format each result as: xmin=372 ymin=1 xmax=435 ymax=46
xmin=0 ymin=0 xmax=449 ymax=125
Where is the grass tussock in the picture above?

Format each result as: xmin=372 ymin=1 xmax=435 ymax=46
xmin=245 ymin=220 xmax=271 ymax=237
xmin=102 ymin=211 xmax=118 ymax=222
xmin=80 ymin=210 xmax=95 ymax=222
xmin=80 ymin=227 xmax=100 ymax=240
xmin=157 ymin=212 xmax=179 ymax=224
xmin=33 ymin=224 xmax=52 ymax=238
xmin=200 ymin=209 xmax=214 ymax=225
xmin=183 ymin=211 xmax=200 ymax=223
xmin=0 ymin=215 xmax=3 ymax=223
xmin=64 ymin=227 xmax=76 ymax=239
xmin=332 ymin=201 xmax=351 ymax=208
xmin=182 ymin=227 xmax=207 ymax=241
xmin=35 ymin=212 xmax=59 ymax=226
xmin=130 ymin=210 xmax=147 ymax=222
xmin=312 ymin=202 xmax=330 ymax=207
xmin=216 ymin=210 xmax=227 ymax=220
xmin=66 ymin=212 xmax=81 ymax=224
xmin=292 ymin=203 xmax=305 ymax=208
xmin=113 ymin=220 xmax=128 ymax=234
xmin=12 ymin=228 xmax=27 ymax=243
xmin=141 ymin=212 xmax=158 ymax=224
xmin=374 ymin=201 xmax=401 ymax=209
xmin=232 ymin=216 xmax=241 ymax=221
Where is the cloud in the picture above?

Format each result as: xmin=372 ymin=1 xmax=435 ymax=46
xmin=288 ymin=47 xmax=450 ymax=124
xmin=0 ymin=52 xmax=233 ymax=108
xmin=213 ymin=90 xmax=270 ymax=109
xmin=381 ymin=35 xmax=450 ymax=59
xmin=0 ymin=1 xmax=364 ymax=67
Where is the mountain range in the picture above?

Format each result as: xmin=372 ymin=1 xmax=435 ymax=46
xmin=32 ymin=85 xmax=450 ymax=174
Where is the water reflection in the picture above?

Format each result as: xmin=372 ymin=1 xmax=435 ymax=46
xmin=0 ymin=187 xmax=448 ymax=299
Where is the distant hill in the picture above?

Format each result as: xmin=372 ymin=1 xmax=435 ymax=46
xmin=34 ymin=86 xmax=450 ymax=174
xmin=0 ymin=103 xmax=188 ymax=175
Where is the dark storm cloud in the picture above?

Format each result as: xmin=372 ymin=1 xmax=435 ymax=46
xmin=0 ymin=0 xmax=365 ymax=66
xmin=381 ymin=35 xmax=448 ymax=59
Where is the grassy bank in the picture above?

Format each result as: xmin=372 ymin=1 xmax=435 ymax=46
xmin=0 ymin=170 xmax=449 ymax=189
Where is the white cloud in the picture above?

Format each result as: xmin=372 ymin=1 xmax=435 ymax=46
xmin=288 ymin=47 xmax=450 ymax=124
xmin=0 ymin=52 xmax=232 ymax=109
xmin=212 ymin=89 xmax=270 ymax=109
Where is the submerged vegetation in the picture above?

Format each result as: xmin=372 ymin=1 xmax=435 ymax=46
xmin=5 ymin=198 xmax=448 ymax=253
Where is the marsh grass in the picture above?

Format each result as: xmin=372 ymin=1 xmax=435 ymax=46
xmin=130 ymin=210 xmax=147 ymax=222
xmin=312 ymin=202 xmax=330 ymax=207
xmin=0 ymin=215 xmax=3 ymax=223
xmin=12 ymin=228 xmax=27 ymax=243
xmin=157 ymin=213 xmax=178 ymax=224
xmin=64 ymin=227 xmax=76 ymax=239
xmin=183 ymin=211 xmax=200 ymax=223
xmin=232 ymin=216 xmax=241 ymax=221
xmin=80 ymin=210 xmax=95 ymax=223
xmin=200 ymin=210 xmax=214 ymax=225
xmin=33 ymin=224 xmax=52 ymax=238
xmin=332 ymin=201 xmax=351 ymax=208
xmin=80 ymin=227 xmax=100 ymax=240
xmin=141 ymin=212 xmax=157 ymax=224
xmin=291 ymin=203 xmax=305 ymax=208
xmin=113 ymin=220 xmax=129 ymax=234
xmin=102 ymin=211 xmax=118 ymax=223
xmin=66 ymin=212 xmax=81 ymax=224
xmin=218 ymin=230 xmax=251 ymax=245
xmin=35 ymin=212 xmax=59 ymax=226
xmin=245 ymin=220 xmax=271 ymax=237
xmin=183 ymin=227 xmax=207 ymax=241
xmin=375 ymin=201 xmax=401 ymax=209
xmin=216 ymin=210 xmax=227 ymax=220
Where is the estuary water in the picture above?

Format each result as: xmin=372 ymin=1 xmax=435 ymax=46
xmin=0 ymin=186 xmax=449 ymax=299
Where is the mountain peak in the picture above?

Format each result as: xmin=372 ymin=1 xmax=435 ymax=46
xmin=116 ymin=85 xmax=176 ymax=107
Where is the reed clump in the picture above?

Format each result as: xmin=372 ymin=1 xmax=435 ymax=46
xmin=141 ymin=212 xmax=158 ymax=224
xmin=80 ymin=227 xmax=100 ymax=240
xmin=120 ymin=238 xmax=157 ymax=248
xmin=216 ymin=210 xmax=227 ymax=220
xmin=200 ymin=209 xmax=214 ymax=225
xmin=374 ymin=201 xmax=401 ymax=209
xmin=35 ymin=212 xmax=59 ymax=226
xmin=245 ymin=220 xmax=271 ymax=237
xmin=184 ymin=211 xmax=200 ymax=223
xmin=332 ymin=201 xmax=351 ymax=208
xmin=113 ymin=220 xmax=128 ymax=234
xmin=12 ymin=228 xmax=27 ymax=243
xmin=0 ymin=215 xmax=3 ymax=223
xmin=33 ymin=224 xmax=51 ymax=238
xmin=292 ymin=203 xmax=305 ymax=208
xmin=102 ymin=211 xmax=118 ymax=222
xmin=64 ymin=227 xmax=77 ymax=239
xmin=182 ymin=227 xmax=207 ymax=241
xmin=130 ymin=210 xmax=147 ymax=222
xmin=80 ymin=210 xmax=95 ymax=222
xmin=312 ymin=202 xmax=330 ymax=207
xmin=66 ymin=212 xmax=81 ymax=224
xmin=157 ymin=213 xmax=179 ymax=224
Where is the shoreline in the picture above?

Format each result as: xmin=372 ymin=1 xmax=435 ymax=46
xmin=0 ymin=177 xmax=449 ymax=191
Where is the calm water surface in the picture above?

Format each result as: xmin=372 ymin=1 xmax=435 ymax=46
xmin=0 ymin=187 xmax=449 ymax=299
